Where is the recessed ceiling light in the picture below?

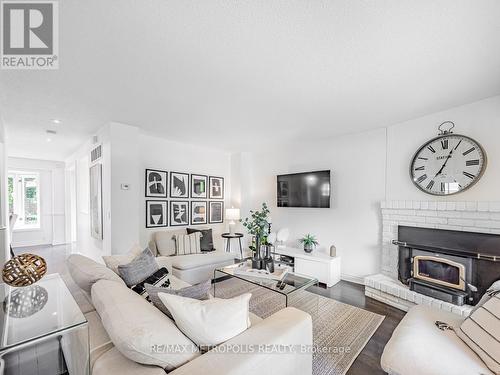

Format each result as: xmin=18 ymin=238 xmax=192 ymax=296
xmin=46 ymin=137 xmax=52 ymax=142
xmin=51 ymin=119 xmax=61 ymax=125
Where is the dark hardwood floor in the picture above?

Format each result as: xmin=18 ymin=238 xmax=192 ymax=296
xmin=308 ymin=281 xmax=406 ymax=375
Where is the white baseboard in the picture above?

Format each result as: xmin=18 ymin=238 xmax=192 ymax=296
xmin=341 ymin=273 xmax=365 ymax=285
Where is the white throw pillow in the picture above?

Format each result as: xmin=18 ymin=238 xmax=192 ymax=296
xmin=103 ymin=244 xmax=142 ymax=274
xmin=158 ymin=292 xmax=252 ymax=347
xmin=455 ymin=293 xmax=500 ymax=374
xmin=174 ymin=232 xmax=202 ymax=255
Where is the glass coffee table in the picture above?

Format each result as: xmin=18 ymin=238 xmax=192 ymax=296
xmin=214 ymin=260 xmax=318 ymax=307
xmin=0 ymin=273 xmax=89 ymax=375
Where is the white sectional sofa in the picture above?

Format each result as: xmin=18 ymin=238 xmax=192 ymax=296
xmin=66 ymin=254 xmax=313 ymax=375
xmin=148 ymin=228 xmax=235 ymax=285
xmin=381 ymin=304 xmax=493 ymax=375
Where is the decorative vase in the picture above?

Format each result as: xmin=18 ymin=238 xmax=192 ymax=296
xmin=330 ymin=245 xmax=337 ymax=257
xmin=304 ymin=244 xmax=313 ymax=253
xmin=263 ymin=245 xmax=274 ymax=273
xmin=252 ymin=236 xmax=264 ymax=269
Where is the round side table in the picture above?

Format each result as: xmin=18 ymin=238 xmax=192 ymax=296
xmin=221 ymin=233 xmax=244 ymax=259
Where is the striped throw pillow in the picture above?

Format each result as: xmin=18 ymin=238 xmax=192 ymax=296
xmin=174 ymin=232 xmax=202 ymax=255
xmin=456 ymin=293 xmax=500 ymax=374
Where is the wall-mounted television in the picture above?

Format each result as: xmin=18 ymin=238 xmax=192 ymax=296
xmin=277 ymin=170 xmax=331 ymax=208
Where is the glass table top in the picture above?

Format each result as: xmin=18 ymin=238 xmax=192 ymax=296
xmin=0 ymin=273 xmax=87 ymax=351
xmin=217 ymin=261 xmax=318 ymax=296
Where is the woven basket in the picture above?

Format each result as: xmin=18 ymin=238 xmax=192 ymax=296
xmin=2 ymin=254 xmax=47 ymax=287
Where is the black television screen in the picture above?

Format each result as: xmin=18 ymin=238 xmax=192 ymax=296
xmin=277 ymin=170 xmax=331 ymax=208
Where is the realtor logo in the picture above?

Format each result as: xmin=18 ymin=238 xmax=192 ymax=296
xmin=1 ymin=0 xmax=58 ymax=69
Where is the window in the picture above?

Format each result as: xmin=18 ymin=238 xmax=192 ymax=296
xmin=8 ymin=172 xmax=41 ymax=230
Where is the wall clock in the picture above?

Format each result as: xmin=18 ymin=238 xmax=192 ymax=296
xmin=410 ymin=122 xmax=487 ymax=196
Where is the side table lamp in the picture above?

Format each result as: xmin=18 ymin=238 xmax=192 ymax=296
xmin=226 ymin=207 xmax=241 ymax=235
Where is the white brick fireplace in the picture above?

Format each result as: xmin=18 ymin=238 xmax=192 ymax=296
xmin=365 ymin=201 xmax=500 ymax=316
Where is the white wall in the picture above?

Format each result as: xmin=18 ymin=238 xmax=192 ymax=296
xmin=236 ymin=95 xmax=500 ymax=282
xmin=67 ymin=122 xmax=232 ymax=260
xmin=109 ymin=123 xmax=140 ymax=254
xmin=233 ymin=129 xmax=387 ymax=282
xmin=8 ymin=157 xmax=66 ymax=248
xmin=66 ymin=125 xmax=112 ymax=261
xmin=139 ymin=133 xmax=232 ymax=251
xmin=386 ymin=96 xmax=500 ymax=201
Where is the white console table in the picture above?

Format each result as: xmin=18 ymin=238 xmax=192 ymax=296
xmin=273 ymin=247 xmax=341 ymax=287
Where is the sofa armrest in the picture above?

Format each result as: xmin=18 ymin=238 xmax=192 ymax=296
xmin=170 ymin=307 xmax=313 ymax=375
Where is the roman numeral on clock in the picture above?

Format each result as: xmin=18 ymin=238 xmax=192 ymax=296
xmin=416 ymin=174 xmax=428 ymax=184
xmin=466 ymin=159 xmax=479 ymax=166
xmin=463 ymin=147 xmax=475 ymax=156
xmin=441 ymin=182 xmax=446 ymax=193
xmin=441 ymin=139 xmax=448 ymax=150
xmin=426 ymin=180 xmax=435 ymax=190
xmin=414 ymin=166 xmax=425 ymax=171
xmin=463 ymin=171 xmax=475 ymax=179
xmin=427 ymin=145 xmax=436 ymax=153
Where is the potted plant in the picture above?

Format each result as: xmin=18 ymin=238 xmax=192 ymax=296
xmin=299 ymin=234 xmax=318 ymax=253
xmin=241 ymin=203 xmax=270 ymax=269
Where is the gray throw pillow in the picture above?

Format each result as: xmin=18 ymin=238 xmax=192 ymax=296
xmin=118 ymin=248 xmax=159 ymax=287
xmin=145 ymin=279 xmax=212 ymax=318
xmin=186 ymin=228 xmax=215 ymax=252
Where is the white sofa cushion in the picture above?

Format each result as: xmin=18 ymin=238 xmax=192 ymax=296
xmin=170 ymin=252 xmax=234 ymax=271
xmin=381 ymin=304 xmax=493 ymax=375
xmin=146 ymin=279 xmax=211 ymax=318
xmin=174 ymin=232 xmax=202 ymax=255
xmin=66 ymin=254 xmax=124 ymax=295
xmin=455 ymin=294 xmax=500 ymax=374
xmin=158 ymin=293 xmax=252 ymax=348
xmin=103 ymin=244 xmax=142 ymax=274
xmin=154 ymin=229 xmax=187 ymax=256
xmin=92 ymin=279 xmax=200 ymax=371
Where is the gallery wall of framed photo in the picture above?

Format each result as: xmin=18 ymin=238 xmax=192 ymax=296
xmin=145 ymin=169 xmax=225 ymax=228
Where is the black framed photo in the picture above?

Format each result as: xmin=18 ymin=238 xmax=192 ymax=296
xmin=209 ymin=201 xmax=224 ymax=224
xmin=146 ymin=200 xmax=168 ymax=228
xmin=190 ymin=201 xmax=207 ymax=225
xmin=170 ymin=201 xmax=189 ymax=226
xmin=209 ymin=176 xmax=224 ymax=199
xmin=191 ymin=174 xmax=208 ymax=199
xmin=145 ymin=169 xmax=168 ymax=198
xmin=170 ymin=172 xmax=189 ymax=198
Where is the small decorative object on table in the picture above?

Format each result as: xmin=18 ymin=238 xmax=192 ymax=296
xmin=234 ymin=264 xmax=287 ymax=281
xmin=225 ymin=207 xmax=241 ymax=235
xmin=2 ymin=254 xmax=47 ymax=287
xmin=263 ymin=244 xmax=275 ymax=273
xmin=330 ymin=244 xmax=337 ymax=257
xmin=241 ymin=203 xmax=272 ymax=270
xmin=276 ymin=228 xmax=290 ymax=248
xmin=299 ymin=234 xmax=319 ymax=253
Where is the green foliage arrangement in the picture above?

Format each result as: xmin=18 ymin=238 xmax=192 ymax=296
xmin=241 ymin=202 xmax=271 ymax=243
xmin=299 ymin=234 xmax=319 ymax=247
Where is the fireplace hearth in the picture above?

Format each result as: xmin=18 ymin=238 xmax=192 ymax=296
xmin=394 ymin=226 xmax=500 ymax=306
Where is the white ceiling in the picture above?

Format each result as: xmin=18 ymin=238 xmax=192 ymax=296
xmin=1 ymin=0 xmax=500 ymax=161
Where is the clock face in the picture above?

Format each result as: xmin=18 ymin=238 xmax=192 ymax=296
xmin=410 ymin=134 xmax=486 ymax=196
